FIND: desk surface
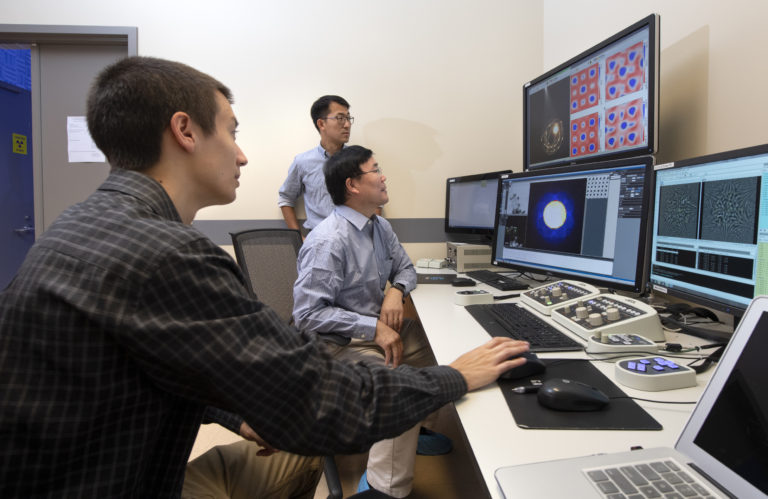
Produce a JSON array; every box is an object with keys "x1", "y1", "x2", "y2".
[{"x1": 411, "y1": 273, "x2": 714, "y2": 499}]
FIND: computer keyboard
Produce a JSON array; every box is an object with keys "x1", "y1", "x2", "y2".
[
  {"x1": 464, "y1": 270, "x2": 528, "y2": 291},
  {"x1": 465, "y1": 303, "x2": 583, "y2": 352},
  {"x1": 584, "y1": 459, "x2": 719, "y2": 498}
]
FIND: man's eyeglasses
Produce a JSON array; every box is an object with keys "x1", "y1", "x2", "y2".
[
  {"x1": 323, "y1": 114, "x2": 354, "y2": 125},
  {"x1": 356, "y1": 166, "x2": 383, "y2": 177}
]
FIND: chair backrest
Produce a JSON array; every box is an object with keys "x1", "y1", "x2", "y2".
[{"x1": 230, "y1": 229, "x2": 302, "y2": 324}]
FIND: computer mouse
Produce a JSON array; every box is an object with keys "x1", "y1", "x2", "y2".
[
  {"x1": 451, "y1": 277, "x2": 476, "y2": 287},
  {"x1": 537, "y1": 378, "x2": 609, "y2": 411},
  {"x1": 499, "y1": 351, "x2": 546, "y2": 380}
]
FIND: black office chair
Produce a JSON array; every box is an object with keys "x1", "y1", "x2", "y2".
[{"x1": 230, "y1": 228, "x2": 344, "y2": 499}]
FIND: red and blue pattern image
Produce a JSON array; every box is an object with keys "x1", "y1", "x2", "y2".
[
  {"x1": 570, "y1": 63, "x2": 599, "y2": 113},
  {"x1": 570, "y1": 112, "x2": 599, "y2": 157},
  {"x1": 606, "y1": 42, "x2": 645, "y2": 101},
  {"x1": 605, "y1": 98, "x2": 644, "y2": 150}
]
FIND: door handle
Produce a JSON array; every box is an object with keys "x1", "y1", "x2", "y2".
[{"x1": 13, "y1": 225, "x2": 35, "y2": 235}]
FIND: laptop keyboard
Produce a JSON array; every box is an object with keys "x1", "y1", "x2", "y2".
[
  {"x1": 464, "y1": 270, "x2": 528, "y2": 291},
  {"x1": 464, "y1": 303, "x2": 582, "y2": 352},
  {"x1": 584, "y1": 459, "x2": 718, "y2": 498}
]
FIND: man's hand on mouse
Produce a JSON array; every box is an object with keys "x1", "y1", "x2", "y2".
[{"x1": 449, "y1": 338, "x2": 530, "y2": 391}]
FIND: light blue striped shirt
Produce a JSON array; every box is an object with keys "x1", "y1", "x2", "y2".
[
  {"x1": 293, "y1": 205, "x2": 416, "y2": 341},
  {"x1": 278, "y1": 144, "x2": 336, "y2": 229}
]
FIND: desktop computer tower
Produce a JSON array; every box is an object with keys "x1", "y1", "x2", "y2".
[{"x1": 446, "y1": 242, "x2": 492, "y2": 272}]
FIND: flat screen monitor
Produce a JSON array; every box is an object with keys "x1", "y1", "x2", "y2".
[
  {"x1": 445, "y1": 170, "x2": 510, "y2": 242},
  {"x1": 523, "y1": 14, "x2": 660, "y2": 171},
  {"x1": 492, "y1": 156, "x2": 654, "y2": 293},
  {"x1": 649, "y1": 143, "x2": 768, "y2": 317}
]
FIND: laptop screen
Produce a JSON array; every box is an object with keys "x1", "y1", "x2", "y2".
[{"x1": 676, "y1": 297, "x2": 768, "y2": 497}]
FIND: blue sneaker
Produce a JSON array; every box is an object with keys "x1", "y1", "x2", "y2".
[
  {"x1": 417, "y1": 427, "x2": 453, "y2": 455},
  {"x1": 357, "y1": 470, "x2": 370, "y2": 493}
]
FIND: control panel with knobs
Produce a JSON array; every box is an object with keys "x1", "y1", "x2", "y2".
[
  {"x1": 550, "y1": 294, "x2": 665, "y2": 342},
  {"x1": 520, "y1": 280, "x2": 600, "y2": 315}
]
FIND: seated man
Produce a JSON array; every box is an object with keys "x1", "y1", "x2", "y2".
[
  {"x1": 293, "y1": 145, "x2": 451, "y2": 497},
  {"x1": 0, "y1": 56, "x2": 530, "y2": 497}
]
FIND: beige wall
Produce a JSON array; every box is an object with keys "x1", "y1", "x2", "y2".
[
  {"x1": 542, "y1": 0, "x2": 768, "y2": 164},
  {"x1": 0, "y1": 0, "x2": 542, "y2": 262},
  {"x1": 3, "y1": 1, "x2": 767, "y2": 262}
]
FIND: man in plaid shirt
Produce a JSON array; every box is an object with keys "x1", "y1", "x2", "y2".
[{"x1": 0, "y1": 56, "x2": 529, "y2": 498}]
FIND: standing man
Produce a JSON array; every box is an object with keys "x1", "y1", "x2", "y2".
[
  {"x1": 293, "y1": 146, "x2": 463, "y2": 498},
  {"x1": 0, "y1": 57, "x2": 530, "y2": 497},
  {"x1": 278, "y1": 95, "x2": 352, "y2": 233}
]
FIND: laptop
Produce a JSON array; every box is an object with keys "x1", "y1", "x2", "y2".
[{"x1": 495, "y1": 295, "x2": 768, "y2": 498}]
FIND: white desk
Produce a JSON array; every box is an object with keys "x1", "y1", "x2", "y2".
[{"x1": 410, "y1": 275, "x2": 714, "y2": 499}]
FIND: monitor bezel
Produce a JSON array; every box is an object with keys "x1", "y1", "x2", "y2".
[
  {"x1": 648, "y1": 142, "x2": 768, "y2": 318},
  {"x1": 445, "y1": 170, "x2": 511, "y2": 237},
  {"x1": 491, "y1": 156, "x2": 655, "y2": 293},
  {"x1": 523, "y1": 13, "x2": 660, "y2": 171}
]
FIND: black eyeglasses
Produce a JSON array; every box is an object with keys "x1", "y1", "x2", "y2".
[
  {"x1": 323, "y1": 114, "x2": 354, "y2": 124},
  {"x1": 356, "y1": 167, "x2": 383, "y2": 177}
]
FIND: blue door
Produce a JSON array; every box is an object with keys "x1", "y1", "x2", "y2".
[{"x1": 0, "y1": 48, "x2": 34, "y2": 289}]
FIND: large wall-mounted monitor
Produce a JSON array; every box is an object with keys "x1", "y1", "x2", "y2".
[
  {"x1": 492, "y1": 156, "x2": 654, "y2": 293},
  {"x1": 523, "y1": 14, "x2": 660, "y2": 171},
  {"x1": 445, "y1": 170, "x2": 510, "y2": 242},
  {"x1": 649, "y1": 144, "x2": 768, "y2": 317}
]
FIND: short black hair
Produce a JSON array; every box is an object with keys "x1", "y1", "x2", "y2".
[
  {"x1": 324, "y1": 145, "x2": 373, "y2": 205},
  {"x1": 86, "y1": 56, "x2": 232, "y2": 171},
  {"x1": 310, "y1": 95, "x2": 350, "y2": 132}
]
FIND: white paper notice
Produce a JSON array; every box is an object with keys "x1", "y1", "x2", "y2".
[{"x1": 67, "y1": 116, "x2": 106, "y2": 163}]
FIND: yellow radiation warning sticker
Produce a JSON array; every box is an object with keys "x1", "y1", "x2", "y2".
[{"x1": 13, "y1": 133, "x2": 28, "y2": 155}]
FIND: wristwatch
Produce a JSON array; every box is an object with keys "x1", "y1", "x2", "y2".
[{"x1": 392, "y1": 282, "x2": 408, "y2": 300}]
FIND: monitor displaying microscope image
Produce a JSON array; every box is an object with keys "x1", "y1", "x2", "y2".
[
  {"x1": 649, "y1": 143, "x2": 768, "y2": 316},
  {"x1": 523, "y1": 14, "x2": 660, "y2": 171},
  {"x1": 492, "y1": 156, "x2": 654, "y2": 293}
]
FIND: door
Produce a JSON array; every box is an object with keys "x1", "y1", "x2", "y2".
[
  {"x1": 0, "y1": 49, "x2": 34, "y2": 289},
  {"x1": 0, "y1": 26, "x2": 136, "y2": 286},
  {"x1": 37, "y1": 43, "x2": 126, "y2": 230}
]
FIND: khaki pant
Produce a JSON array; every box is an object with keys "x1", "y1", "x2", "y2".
[
  {"x1": 183, "y1": 440, "x2": 323, "y2": 499},
  {"x1": 323, "y1": 319, "x2": 436, "y2": 498}
]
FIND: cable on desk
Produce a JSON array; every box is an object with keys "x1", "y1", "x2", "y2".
[
  {"x1": 659, "y1": 315, "x2": 732, "y2": 342},
  {"x1": 610, "y1": 396, "x2": 698, "y2": 405}
]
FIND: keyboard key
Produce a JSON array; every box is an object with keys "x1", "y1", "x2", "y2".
[
  {"x1": 665, "y1": 460, "x2": 681, "y2": 471},
  {"x1": 692, "y1": 483, "x2": 711, "y2": 495},
  {"x1": 635, "y1": 463, "x2": 661, "y2": 481},
  {"x1": 678, "y1": 471, "x2": 695, "y2": 483},
  {"x1": 620, "y1": 466, "x2": 648, "y2": 486},
  {"x1": 650, "y1": 461, "x2": 671, "y2": 473},
  {"x1": 675, "y1": 483, "x2": 698, "y2": 497},
  {"x1": 606, "y1": 468, "x2": 638, "y2": 494},
  {"x1": 587, "y1": 470, "x2": 609, "y2": 482},
  {"x1": 596, "y1": 481, "x2": 620, "y2": 494},
  {"x1": 638, "y1": 485, "x2": 661, "y2": 497},
  {"x1": 662, "y1": 472, "x2": 684, "y2": 485},
  {"x1": 654, "y1": 480, "x2": 674, "y2": 493}
]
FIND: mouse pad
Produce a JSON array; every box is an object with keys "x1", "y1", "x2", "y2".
[
  {"x1": 499, "y1": 358, "x2": 662, "y2": 430},
  {"x1": 416, "y1": 274, "x2": 456, "y2": 285}
]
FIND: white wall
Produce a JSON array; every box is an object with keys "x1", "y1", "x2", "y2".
[
  {"x1": 0, "y1": 0, "x2": 543, "y2": 261},
  {"x1": 0, "y1": 0, "x2": 542, "y2": 217},
  {"x1": 542, "y1": 0, "x2": 768, "y2": 163}
]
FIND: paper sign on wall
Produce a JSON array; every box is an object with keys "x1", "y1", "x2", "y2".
[{"x1": 67, "y1": 116, "x2": 106, "y2": 163}]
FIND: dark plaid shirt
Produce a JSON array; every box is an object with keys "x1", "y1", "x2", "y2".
[{"x1": 0, "y1": 169, "x2": 466, "y2": 498}]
